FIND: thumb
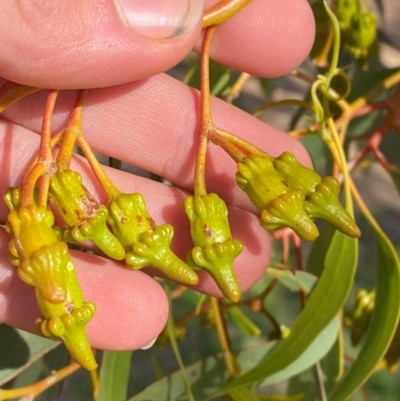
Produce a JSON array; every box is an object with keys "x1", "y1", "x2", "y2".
[{"x1": 0, "y1": 0, "x2": 203, "y2": 89}]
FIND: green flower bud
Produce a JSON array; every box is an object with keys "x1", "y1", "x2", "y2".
[
  {"x1": 345, "y1": 289, "x2": 375, "y2": 346},
  {"x1": 184, "y1": 193, "x2": 243, "y2": 302},
  {"x1": 126, "y1": 224, "x2": 199, "y2": 285},
  {"x1": 303, "y1": 177, "x2": 361, "y2": 238},
  {"x1": 4, "y1": 186, "x2": 23, "y2": 212},
  {"x1": 64, "y1": 205, "x2": 126, "y2": 260},
  {"x1": 5, "y1": 203, "x2": 97, "y2": 371},
  {"x1": 155, "y1": 322, "x2": 187, "y2": 347},
  {"x1": 6, "y1": 205, "x2": 57, "y2": 260},
  {"x1": 236, "y1": 155, "x2": 288, "y2": 211},
  {"x1": 188, "y1": 240, "x2": 243, "y2": 303},
  {"x1": 346, "y1": 10, "x2": 377, "y2": 59},
  {"x1": 107, "y1": 193, "x2": 155, "y2": 249},
  {"x1": 49, "y1": 169, "x2": 125, "y2": 260},
  {"x1": 336, "y1": 0, "x2": 358, "y2": 30},
  {"x1": 49, "y1": 169, "x2": 97, "y2": 225},
  {"x1": 36, "y1": 301, "x2": 97, "y2": 371},
  {"x1": 273, "y1": 152, "x2": 322, "y2": 195},
  {"x1": 184, "y1": 193, "x2": 232, "y2": 247},
  {"x1": 261, "y1": 189, "x2": 319, "y2": 241},
  {"x1": 19, "y1": 241, "x2": 71, "y2": 304},
  {"x1": 107, "y1": 192, "x2": 198, "y2": 285}
]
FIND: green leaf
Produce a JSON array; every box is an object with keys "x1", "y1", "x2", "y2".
[
  {"x1": 259, "y1": 317, "x2": 338, "y2": 388},
  {"x1": 185, "y1": 59, "x2": 232, "y2": 97},
  {"x1": 228, "y1": 306, "x2": 261, "y2": 337},
  {"x1": 305, "y1": 224, "x2": 335, "y2": 277},
  {"x1": 211, "y1": 231, "x2": 358, "y2": 397},
  {"x1": 129, "y1": 314, "x2": 338, "y2": 401},
  {"x1": 267, "y1": 268, "x2": 317, "y2": 294},
  {"x1": 129, "y1": 342, "x2": 275, "y2": 401},
  {"x1": 387, "y1": 164, "x2": 400, "y2": 196},
  {"x1": 97, "y1": 351, "x2": 132, "y2": 401},
  {"x1": 0, "y1": 325, "x2": 60, "y2": 386},
  {"x1": 227, "y1": 386, "x2": 263, "y2": 401},
  {"x1": 329, "y1": 229, "x2": 400, "y2": 401}
]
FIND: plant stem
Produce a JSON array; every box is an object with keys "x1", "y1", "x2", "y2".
[
  {"x1": 210, "y1": 133, "x2": 246, "y2": 162},
  {"x1": 253, "y1": 99, "x2": 315, "y2": 118},
  {"x1": 225, "y1": 72, "x2": 250, "y2": 103},
  {"x1": 77, "y1": 135, "x2": 121, "y2": 200},
  {"x1": 322, "y1": 1, "x2": 341, "y2": 84},
  {"x1": 327, "y1": 117, "x2": 354, "y2": 215},
  {"x1": 56, "y1": 90, "x2": 88, "y2": 171},
  {"x1": 0, "y1": 81, "x2": 40, "y2": 112},
  {"x1": 165, "y1": 285, "x2": 196, "y2": 401},
  {"x1": 194, "y1": 25, "x2": 216, "y2": 196},
  {"x1": 314, "y1": 362, "x2": 328, "y2": 401},
  {"x1": 0, "y1": 362, "x2": 80, "y2": 400},
  {"x1": 203, "y1": 0, "x2": 253, "y2": 27},
  {"x1": 211, "y1": 297, "x2": 240, "y2": 377},
  {"x1": 214, "y1": 127, "x2": 265, "y2": 157},
  {"x1": 22, "y1": 90, "x2": 59, "y2": 207},
  {"x1": 54, "y1": 89, "x2": 121, "y2": 200}
]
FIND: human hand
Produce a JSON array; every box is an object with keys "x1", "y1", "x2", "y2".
[{"x1": 0, "y1": 0, "x2": 315, "y2": 351}]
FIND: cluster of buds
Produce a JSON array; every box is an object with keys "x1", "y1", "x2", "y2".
[
  {"x1": 335, "y1": 0, "x2": 378, "y2": 61},
  {"x1": 345, "y1": 289, "x2": 400, "y2": 371},
  {"x1": 4, "y1": 188, "x2": 97, "y2": 371},
  {"x1": 236, "y1": 151, "x2": 361, "y2": 241},
  {"x1": 344, "y1": 289, "x2": 375, "y2": 347}
]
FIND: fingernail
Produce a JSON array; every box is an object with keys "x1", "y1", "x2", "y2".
[
  {"x1": 140, "y1": 336, "x2": 158, "y2": 350},
  {"x1": 115, "y1": 0, "x2": 204, "y2": 39}
]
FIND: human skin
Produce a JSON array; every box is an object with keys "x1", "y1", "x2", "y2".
[{"x1": 0, "y1": 0, "x2": 315, "y2": 350}]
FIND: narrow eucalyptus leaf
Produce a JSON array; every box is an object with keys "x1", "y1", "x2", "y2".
[
  {"x1": 129, "y1": 342, "x2": 277, "y2": 401},
  {"x1": 227, "y1": 386, "x2": 263, "y2": 401},
  {"x1": 130, "y1": 315, "x2": 339, "y2": 401},
  {"x1": 329, "y1": 230, "x2": 400, "y2": 401},
  {"x1": 210, "y1": 231, "x2": 357, "y2": 397},
  {"x1": 0, "y1": 325, "x2": 59, "y2": 386},
  {"x1": 228, "y1": 306, "x2": 261, "y2": 337},
  {"x1": 97, "y1": 351, "x2": 132, "y2": 401}
]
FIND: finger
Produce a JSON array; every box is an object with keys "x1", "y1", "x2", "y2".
[
  {"x1": 0, "y1": 0, "x2": 314, "y2": 89},
  {"x1": 0, "y1": 0, "x2": 203, "y2": 89},
  {"x1": 201, "y1": 0, "x2": 315, "y2": 77},
  {"x1": 1, "y1": 74, "x2": 312, "y2": 212}
]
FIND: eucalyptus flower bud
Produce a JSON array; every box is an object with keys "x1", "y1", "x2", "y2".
[
  {"x1": 49, "y1": 169, "x2": 125, "y2": 260},
  {"x1": 108, "y1": 192, "x2": 198, "y2": 285},
  {"x1": 185, "y1": 193, "x2": 243, "y2": 302}
]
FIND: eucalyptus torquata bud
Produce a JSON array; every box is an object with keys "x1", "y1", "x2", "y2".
[
  {"x1": 236, "y1": 153, "x2": 318, "y2": 240},
  {"x1": 107, "y1": 192, "x2": 199, "y2": 285},
  {"x1": 335, "y1": 0, "x2": 358, "y2": 30},
  {"x1": 273, "y1": 152, "x2": 322, "y2": 195},
  {"x1": 5, "y1": 203, "x2": 97, "y2": 371},
  {"x1": 304, "y1": 177, "x2": 361, "y2": 238},
  {"x1": 48, "y1": 169, "x2": 126, "y2": 260},
  {"x1": 184, "y1": 193, "x2": 243, "y2": 303},
  {"x1": 4, "y1": 186, "x2": 24, "y2": 212},
  {"x1": 6, "y1": 205, "x2": 66, "y2": 302},
  {"x1": 345, "y1": 289, "x2": 375, "y2": 347},
  {"x1": 236, "y1": 154, "x2": 288, "y2": 211},
  {"x1": 346, "y1": 10, "x2": 377, "y2": 59},
  {"x1": 261, "y1": 189, "x2": 319, "y2": 241},
  {"x1": 36, "y1": 300, "x2": 97, "y2": 371},
  {"x1": 235, "y1": 151, "x2": 360, "y2": 240}
]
